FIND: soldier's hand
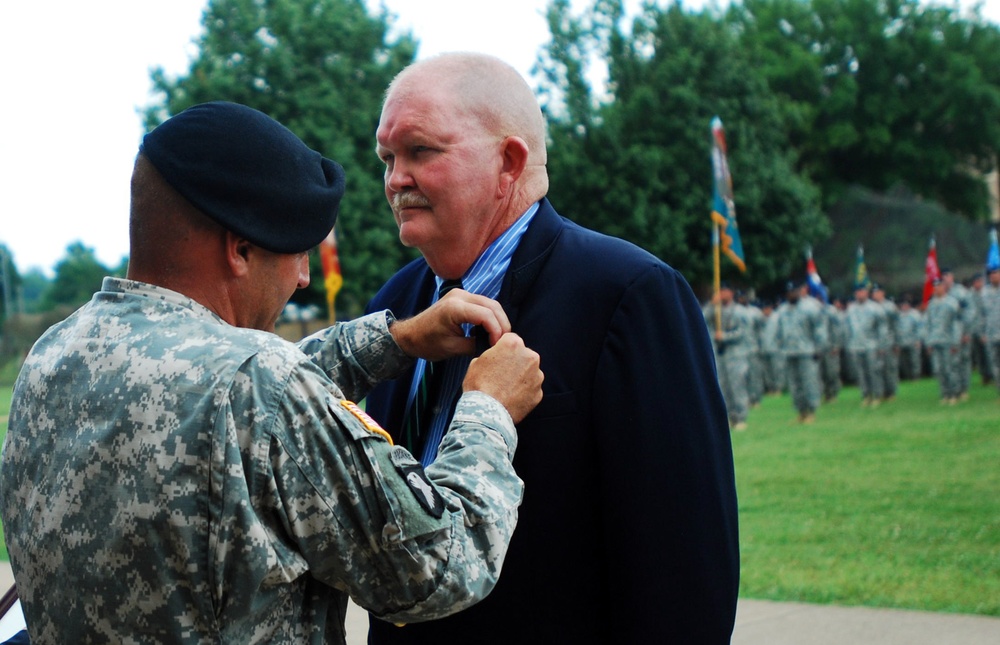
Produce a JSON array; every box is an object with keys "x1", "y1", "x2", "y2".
[
  {"x1": 464, "y1": 333, "x2": 543, "y2": 424},
  {"x1": 390, "y1": 290, "x2": 511, "y2": 361}
]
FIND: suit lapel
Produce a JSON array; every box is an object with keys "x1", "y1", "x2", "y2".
[{"x1": 497, "y1": 198, "x2": 564, "y2": 324}]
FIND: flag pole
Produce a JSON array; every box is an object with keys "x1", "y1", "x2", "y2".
[{"x1": 713, "y1": 223, "x2": 722, "y2": 334}]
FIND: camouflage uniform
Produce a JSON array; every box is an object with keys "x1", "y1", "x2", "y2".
[
  {"x1": 761, "y1": 306, "x2": 786, "y2": 394},
  {"x1": 877, "y1": 297, "x2": 901, "y2": 398},
  {"x1": 948, "y1": 281, "x2": 973, "y2": 395},
  {"x1": 897, "y1": 307, "x2": 924, "y2": 380},
  {"x1": 845, "y1": 299, "x2": 887, "y2": 404},
  {"x1": 923, "y1": 292, "x2": 963, "y2": 401},
  {"x1": 983, "y1": 281, "x2": 1000, "y2": 395},
  {"x1": 774, "y1": 296, "x2": 827, "y2": 418},
  {"x1": 820, "y1": 303, "x2": 844, "y2": 401},
  {"x1": 744, "y1": 302, "x2": 767, "y2": 407},
  {"x1": 1, "y1": 277, "x2": 523, "y2": 644},
  {"x1": 704, "y1": 301, "x2": 751, "y2": 427},
  {"x1": 970, "y1": 283, "x2": 993, "y2": 383}
]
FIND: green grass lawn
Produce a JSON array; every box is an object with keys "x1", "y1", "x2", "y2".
[
  {"x1": 735, "y1": 377, "x2": 1000, "y2": 616},
  {"x1": 1, "y1": 375, "x2": 998, "y2": 615}
]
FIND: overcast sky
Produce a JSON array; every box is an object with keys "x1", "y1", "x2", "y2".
[{"x1": 0, "y1": 0, "x2": 995, "y2": 277}]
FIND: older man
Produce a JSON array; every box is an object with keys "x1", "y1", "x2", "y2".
[{"x1": 365, "y1": 53, "x2": 739, "y2": 644}]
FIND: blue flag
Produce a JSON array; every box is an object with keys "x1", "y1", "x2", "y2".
[
  {"x1": 988, "y1": 228, "x2": 999, "y2": 272},
  {"x1": 710, "y1": 117, "x2": 746, "y2": 272}
]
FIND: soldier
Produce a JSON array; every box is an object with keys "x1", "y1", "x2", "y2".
[
  {"x1": 739, "y1": 292, "x2": 767, "y2": 407},
  {"x1": 872, "y1": 284, "x2": 900, "y2": 401},
  {"x1": 704, "y1": 283, "x2": 752, "y2": 430},
  {"x1": 969, "y1": 273, "x2": 993, "y2": 385},
  {"x1": 774, "y1": 281, "x2": 827, "y2": 423},
  {"x1": 983, "y1": 266, "x2": 1000, "y2": 396},
  {"x1": 761, "y1": 300, "x2": 786, "y2": 395},
  {"x1": 924, "y1": 277, "x2": 963, "y2": 403},
  {"x1": 941, "y1": 268, "x2": 973, "y2": 399},
  {"x1": 820, "y1": 297, "x2": 845, "y2": 402},
  {"x1": 897, "y1": 297, "x2": 924, "y2": 380},
  {"x1": 845, "y1": 283, "x2": 887, "y2": 406},
  {"x1": 0, "y1": 102, "x2": 544, "y2": 643}
]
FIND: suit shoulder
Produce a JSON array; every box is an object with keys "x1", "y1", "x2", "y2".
[{"x1": 555, "y1": 217, "x2": 685, "y2": 286}]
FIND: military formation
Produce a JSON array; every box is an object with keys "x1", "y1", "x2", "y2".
[{"x1": 704, "y1": 265, "x2": 1000, "y2": 429}]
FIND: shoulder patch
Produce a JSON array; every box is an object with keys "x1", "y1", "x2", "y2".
[
  {"x1": 390, "y1": 448, "x2": 445, "y2": 519},
  {"x1": 339, "y1": 400, "x2": 393, "y2": 444}
]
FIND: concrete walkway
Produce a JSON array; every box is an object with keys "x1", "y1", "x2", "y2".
[
  {"x1": 3, "y1": 562, "x2": 999, "y2": 643},
  {"x1": 346, "y1": 596, "x2": 1000, "y2": 644}
]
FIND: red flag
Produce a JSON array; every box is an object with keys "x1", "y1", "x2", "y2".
[
  {"x1": 921, "y1": 235, "x2": 939, "y2": 309},
  {"x1": 319, "y1": 228, "x2": 343, "y2": 322}
]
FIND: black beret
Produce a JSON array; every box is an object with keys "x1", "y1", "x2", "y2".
[{"x1": 140, "y1": 101, "x2": 345, "y2": 254}]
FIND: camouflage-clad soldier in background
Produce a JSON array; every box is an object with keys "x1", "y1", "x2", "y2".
[
  {"x1": 846, "y1": 284, "x2": 887, "y2": 407},
  {"x1": 923, "y1": 277, "x2": 963, "y2": 404},
  {"x1": 897, "y1": 297, "x2": 924, "y2": 380},
  {"x1": 739, "y1": 292, "x2": 767, "y2": 407},
  {"x1": 872, "y1": 285, "x2": 900, "y2": 400},
  {"x1": 969, "y1": 273, "x2": 993, "y2": 385},
  {"x1": 820, "y1": 298, "x2": 845, "y2": 402},
  {"x1": 704, "y1": 284, "x2": 752, "y2": 430},
  {"x1": 983, "y1": 266, "x2": 1000, "y2": 397},
  {"x1": 0, "y1": 103, "x2": 544, "y2": 644},
  {"x1": 761, "y1": 301, "x2": 786, "y2": 395},
  {"x1": 774, "y1": 282, "x2": 827, "y2": 423},
  {"x1": 942, "y1": 268, "x2": 973, "y2": 399}
]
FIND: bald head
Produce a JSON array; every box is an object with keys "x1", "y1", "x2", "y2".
[{"x1": 388, "y1": 53, "x2": 548, "y2": 171}]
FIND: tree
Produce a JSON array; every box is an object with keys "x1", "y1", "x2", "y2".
[
  {"x1": 538, "y1": 0, "x2": 827, "y2": 292},
  {"x1": 143, "y1": 0, "x2": 418, "y2": 319},
  {"x1": 732, "y1": 0, "x2": 1000, "y2": 219},
  {"x1": 40, "y1": 243, "x2": 113, "y2": 311}
]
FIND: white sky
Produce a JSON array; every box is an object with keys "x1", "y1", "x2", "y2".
[{"x1": 0, "y1": 0, "x2": 996, "y2": 277}]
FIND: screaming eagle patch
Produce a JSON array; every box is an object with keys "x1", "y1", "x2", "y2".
[{"x1": 390, "y1": 447, "x2": 445, "y2": 519}]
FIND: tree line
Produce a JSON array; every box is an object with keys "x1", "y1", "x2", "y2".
[{"x1": 3, "y1": 0, "x2": 999, "y2": 329}]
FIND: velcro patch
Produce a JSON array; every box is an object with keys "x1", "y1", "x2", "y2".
[
  {"x1": 390, "y1": 448, "x2": 445, "y2": 519},
  {"x1": 340, "y1": 400, "x2": 393, "y2": 444}
]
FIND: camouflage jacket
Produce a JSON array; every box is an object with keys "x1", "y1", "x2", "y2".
[
  {"x1": 845, "y1": 300, "x2": 886, "y2": 352},
  {"x1": 923, "y1": 294, "x2": 962, "y2": 347},
  {"x1": 983, "y1": 283, "x2": 1000, "y2": 342},
  {"x1": 774, "y1": 298, "x2": 827, "y2": 356},
  {"x1": 1, "y1": 277, "x2": 523, "y2": 644}
]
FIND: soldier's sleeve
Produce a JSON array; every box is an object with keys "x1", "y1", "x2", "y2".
[
  {"x1": 296, "y1": 311, "x2": 411, "y2": 402},
  {"x1": 267, "y1": 362, "x2": 523, "y2": 623}
]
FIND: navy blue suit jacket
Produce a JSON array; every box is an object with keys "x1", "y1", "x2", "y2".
[{"x1": 365, "y1": 199, "x2": 739, "y2": 644}]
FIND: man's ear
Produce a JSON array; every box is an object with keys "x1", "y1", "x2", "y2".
[
  {"x1": 497, "y1": 136, "x2": 529, "y2": 198},
  {"x1": 224, "y1": 231, "x2": 253, "y2": 277}
]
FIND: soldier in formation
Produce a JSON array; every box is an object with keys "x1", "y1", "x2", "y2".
[
  {"x1": 773, "y1": 281, "x2": 827, "y2": 423},
  {"x1": 845, "y1": 283, "x2": 888, "y2": 406},
  {"x1": 969, "y1": 273, "x2": 993, "y2": 385},
  {"x1": 942, "y1": 268, "x2": 973, "y2": 400},
  {"x1": 872, "y1": 284, "x2": 900, "y2": 400},
  {"x1": 924, "y1": 277, "x2": 963, "y2": 403},
  {"x1": 820, "y1": 296, "x2": 845, "y2": 402},
  {"x1": 897, "y1": 297, "x2": 924, "y2": 380},
  {"x1": 704, "y1": 284, "x2": 752, "y2": 430},
  {"x1": 982, "y1": 266, "x2": 1000, "y2": 396}
]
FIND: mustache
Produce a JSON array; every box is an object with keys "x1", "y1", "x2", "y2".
[{"x1": 391, "y1": 192, "x2": 431, "y2": 211}]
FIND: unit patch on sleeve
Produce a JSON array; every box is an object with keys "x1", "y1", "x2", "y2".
[{"x1": 390, "y1": 447, "x2": 445, "y2": 519}]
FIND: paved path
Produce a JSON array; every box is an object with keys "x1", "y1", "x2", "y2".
[{"x1": 3, "y1": 563, "x2": 999, "y2": 643}]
